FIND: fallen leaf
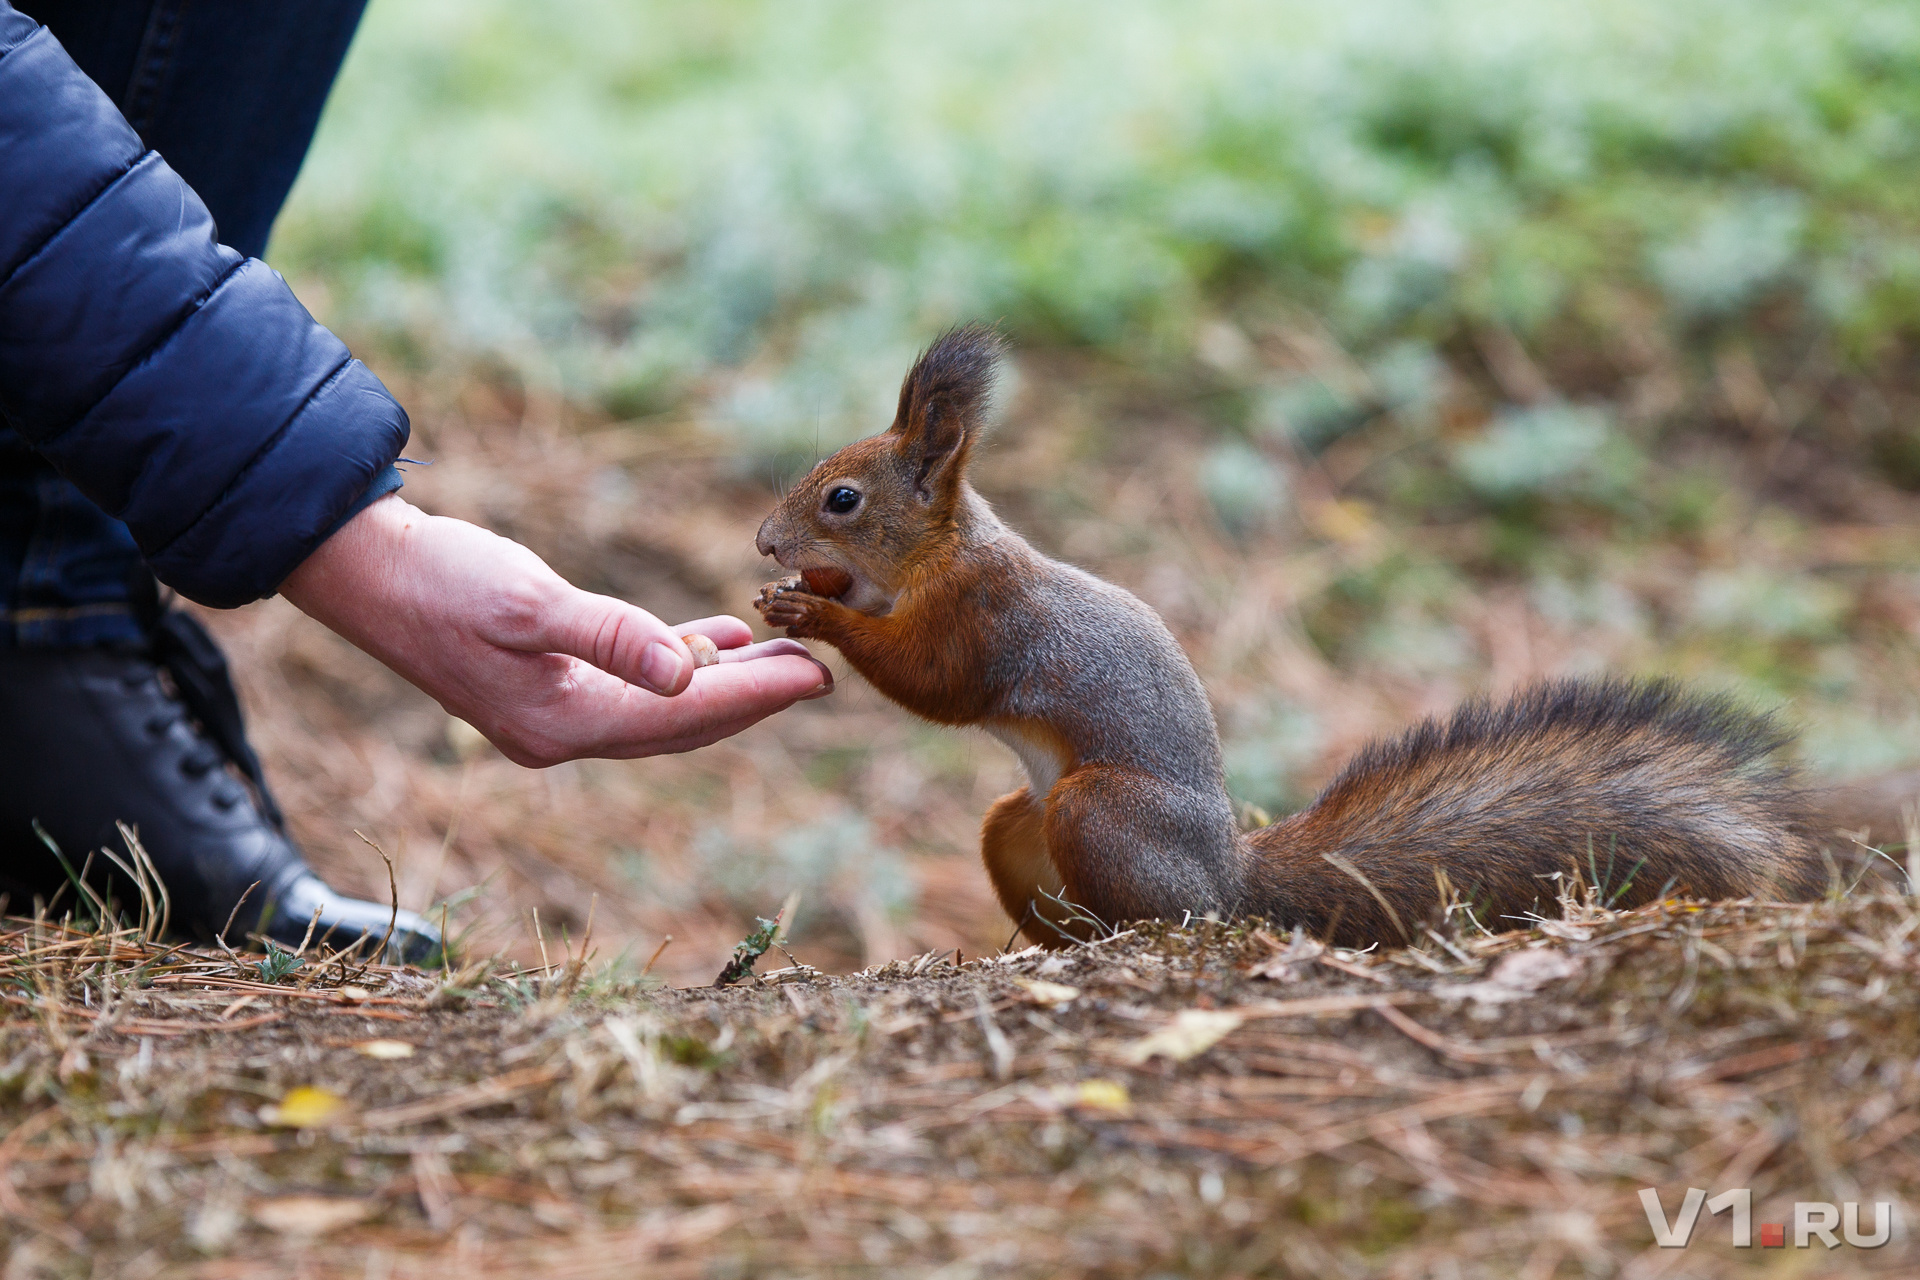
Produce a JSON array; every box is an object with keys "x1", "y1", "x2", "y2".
[
  {"x1": 1452, "y1": 948, "x2": 1581, "y2": 1005},
  {"x1": 1309, "y1": 497, "x2": 1377, "y2": 545},
  {"x1": 259, "y1": 1085, "x2": 347, "y2": 1128},
  {"x1": 1487, "y1": 948, "x2": 1580, "y2": 989},
  {"x1": 1118, "y1": 1009, "x2": 1246, "y2": 1064},
  {"x1": 337, "y1": 986, "x2": 373, "y2": 1001},
  {"x1": 252, "y1": 1196, "x2": 371, "y2": 1235},
  {"x1": 353, "y1": 1039, "x2": 415, "y2": 1060},
  {"x1": 1066, "y1": 1078, "x2": 1132, "y2": 1114},
  {"x1": 1248, "y1": 929, "x2": 1324, "y2": 982},
  {"x1": 1011, "y1": 977, "x2": 1081, "y2": 1006}
]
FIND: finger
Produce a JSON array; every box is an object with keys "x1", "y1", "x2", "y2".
[
  {"x1": 533, "y1": 589, "x2": 694, "y2": 697},
  {"x1": 715, "y1": 638, "x2": 834, "y2": 693},
  {"x1": 712, "y1": 637, "x2": 815, "y2": 663},
  {"x1": 668, "y1": 615, "x2": 754, "y2": 650},
  {"x1": 556, "y1": 653, "x2": 830, "y2": 759}
]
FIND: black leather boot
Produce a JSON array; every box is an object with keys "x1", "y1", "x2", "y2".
[{"x1": 0, "y1": 613, "x2": 441, "y2": 964}]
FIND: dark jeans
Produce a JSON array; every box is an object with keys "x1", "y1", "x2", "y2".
[{"x1": 1, "y1": 0, "x2": 369, "y2": 648}]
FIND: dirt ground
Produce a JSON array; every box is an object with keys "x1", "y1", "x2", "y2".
[{"x1": 4, "y1": 886, "x2": 1918, "y2": 1278}]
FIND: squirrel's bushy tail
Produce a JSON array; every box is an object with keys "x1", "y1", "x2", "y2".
[{"x1": 1246, "y1": 678, "x2": 1824, "y2": 944}]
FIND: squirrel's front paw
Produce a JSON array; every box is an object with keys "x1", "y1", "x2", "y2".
[
  {"x1": 755, "y1": 576, "x2": 829, "y2": 636},
  {"x1": 755, "y1": 574, "x2": 803, "y2": 611}
]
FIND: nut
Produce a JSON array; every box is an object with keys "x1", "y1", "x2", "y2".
[
  {"x1": 801, "y1": 566, "x2": 853, "y2": 599},
  {"x1": 680, "y1": 633, "x2": 720, "y2": 668}
]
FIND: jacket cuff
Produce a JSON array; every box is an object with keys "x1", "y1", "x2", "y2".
[
  {"x1": 141, "y1": 354, "x2": 410, "y2": 608},
  {"x1": 319, "y1": 463, "x2": 405, "y2": 543}
]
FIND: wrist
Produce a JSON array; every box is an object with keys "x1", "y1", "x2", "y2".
[{"x1": 280, "y1": 491, "x2": 415, "y2": 615}]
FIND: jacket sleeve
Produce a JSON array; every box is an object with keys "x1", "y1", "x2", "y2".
[{"x1": 0, "y1": 8, "x2": 408, "y2": 609}]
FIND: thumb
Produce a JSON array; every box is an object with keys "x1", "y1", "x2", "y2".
[{"x1": 528, "y1": 587, "x2": 695, "y2": 696}]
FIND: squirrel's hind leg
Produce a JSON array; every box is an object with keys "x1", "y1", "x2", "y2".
[
  {"x1": 981, "y1": 787, "x2": 1078, "y2": 946},
  {"x1": 1040, "y1": 764, "x2": 1241, "y2": 939}
]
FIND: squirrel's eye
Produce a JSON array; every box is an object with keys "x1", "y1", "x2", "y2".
[{"x1": 825, "y1": 486, "x2": 861, "y2": 515}]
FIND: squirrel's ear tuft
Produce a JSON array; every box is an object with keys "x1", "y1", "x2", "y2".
[{"x1": 890, "y1": 323, "x2": 1004, "y2": 499}]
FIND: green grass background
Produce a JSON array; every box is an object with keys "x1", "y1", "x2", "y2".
[
  {"x1": 274, "y1": 0, "x2": 1920, "y2": 811},
  {"x1": 280, "y1": 0, "x2": 1920, "y2": 445}
]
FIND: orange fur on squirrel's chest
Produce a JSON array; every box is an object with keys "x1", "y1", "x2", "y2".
[{"x1": 824, "y1": 553, "x2": 1009, "y2": 726}]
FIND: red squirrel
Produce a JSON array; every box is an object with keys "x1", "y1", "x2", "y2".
[{"x1": 753, "y1": 325, "x2": 1825, "y2": 947}]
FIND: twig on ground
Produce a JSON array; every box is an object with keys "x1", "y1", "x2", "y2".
[
  {"x1": 351, "y1": 829, "x2": 402, "y2": 979},
  {"x1": 640, "y1": 935, "x2": 674, "y2": 980},
  {"x1": 216, "y1": 881, "x2": 259, "y2": 953}
]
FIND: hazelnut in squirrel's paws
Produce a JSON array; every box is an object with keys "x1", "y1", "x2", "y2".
[
  {"x1": 755, "y1": 575, "x2": 802, "y2": 611},
  {"x1": 751, "y1": 323, "x2": 1826, "y2": 950},
  {"x1": 753, "y1": 568, "x2": 851, "y2": 611},
  {"x1": 753, "y1": 578, "x2": 828, "y2": 633}
]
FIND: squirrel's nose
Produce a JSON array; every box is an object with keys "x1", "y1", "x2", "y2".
[{"x1": 754, "y1": 518, "x2": 780, "y2": 561}]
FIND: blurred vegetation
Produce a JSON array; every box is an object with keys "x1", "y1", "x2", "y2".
[
  {"x1": 282, "y1": 0, "x2": 1920, "y2": 453},
  {"x1": 265, "y1": 0, "x2": 1920, "y2": 940}
]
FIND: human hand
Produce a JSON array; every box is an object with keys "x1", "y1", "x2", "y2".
[{"x1": 280, "y1": 495, "x2": 832, "y2": 766}]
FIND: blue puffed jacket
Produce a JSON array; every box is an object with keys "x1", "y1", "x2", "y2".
[{"x1": 0, "y1": 5, "x2": 406, "y2": 609}]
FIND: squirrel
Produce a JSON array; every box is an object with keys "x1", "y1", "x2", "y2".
[{"x1": 753, "y1": 324, "x2": 1827, "y2": 947}]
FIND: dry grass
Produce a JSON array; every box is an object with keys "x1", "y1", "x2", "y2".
[{"x1": 5, "y1": 880, "x2": 1919, "y2": 1277}]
